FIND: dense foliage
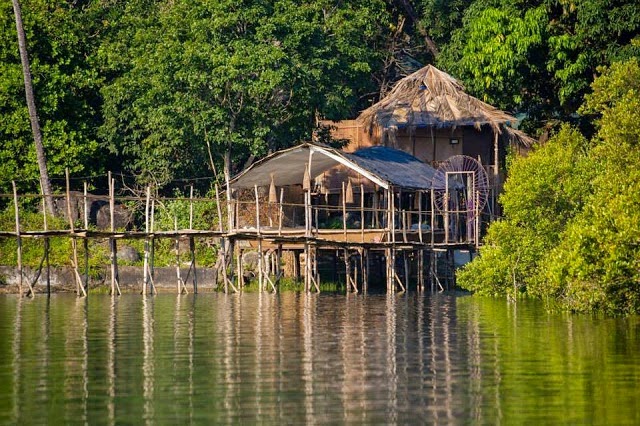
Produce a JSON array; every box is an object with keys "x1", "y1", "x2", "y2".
[
  {"x1": 1, "y1": 0, "x2": 640, "y2": 312},
  {"x1": 458, "y1": 58, "x2": 640, "y2": 315}
]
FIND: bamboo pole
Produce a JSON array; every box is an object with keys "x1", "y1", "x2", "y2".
[
  {"x1": 254, "y1": 185, "x2": 263, "y2": 291},
  {"x1": 215, "y1": 184, "x2": 223, "y2": 233},
  {"x1": 66, "y1": 169, "x2": 86, "y2": 297},
  {"x1": 444, "y1": 173, "x2": 449, "y2": 245},
  {"x1": 342, "y1": 182, "x2": 347, "y2": 241},
  {"x1": 360, "y1": 184, "x2": 364, "y2": 243},
  {"x1": 363, "y1": 248, "x2": 369, "y2": 294},
  {"x1": 278, "y1": 188, "x2": 284, "y2": 236},
  {"x1": 83, "y1": 181, "x2": 89, "y2": 292},
  {"x1": 276, "y1": 244, "x2": 283, "y2": 286},
  {"x1": 109, "y1": 172, "x2": 121, "y2": 296},
  {"x1": 215, "y1": 184, "x2": 230, "y2": 293},
  {"x1": 236, "y1": 246, "x2": 243, "y2": 290},
  {"x1": 430, "y1": 188, "x2": 435, "y2": 247},
  {"x1": 418, "y1": 191, "x2": 423, "y2": 244},
  {"x1": 402, "y1": 210, "x2": 408, "y2": 243},
  {"x1": 12, "y1": 181, "x2": 24, "y2": 296},
  {"x1": 189, "y1": 185, "x2": 194, "y2": 230},
  {"x1": 403, "y1": 251, "x2": 410, "y2": 291},
  {"x1": 189, "y1": 236, "x2": 197, "y2": 294},
  {"x1": 418, "y1": 250, "x2": 424, "y2": 292},
  {"x1": 175, "y1": 216, "x2": 187, "y2": 294},
  {"x1": 42, "y1": 195, "x2": 50, "y2": 295},
  {"x1": 150, "y1": 197, "x2": 155, "y2": 280},
  {"x1": 143, "y1": 186, "x2": 150, "y2": 295}
]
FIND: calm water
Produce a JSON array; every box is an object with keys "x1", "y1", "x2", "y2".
[{"x1": 0, "y1": 292, "x2": 639, "y2": 424}]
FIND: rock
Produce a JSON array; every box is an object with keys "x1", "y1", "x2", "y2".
[
  {"x1": 242, "y1": 251, "x2": 259, "y2": 271},
  {"x1": 117, "y1": 245, "x2": 140, "y2": 263},
  {"x1": 96, "y1": 202, "x2": 132, "y2": 230}
]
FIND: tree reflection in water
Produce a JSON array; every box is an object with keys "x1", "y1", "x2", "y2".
[{"x1": 0, "y1": 293, "x2": 639, "y2": 424}]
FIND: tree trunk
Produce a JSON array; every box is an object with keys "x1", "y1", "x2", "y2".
[{"x1": 12, "y1": 0, "x2": 55, "y2": 216}]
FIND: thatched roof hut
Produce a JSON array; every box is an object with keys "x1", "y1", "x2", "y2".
[{"x1": 357, "y1": 65, "x2": 534, "y2": 147}]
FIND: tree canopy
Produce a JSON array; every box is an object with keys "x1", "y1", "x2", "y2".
[{"x1": 458, "y1": 57, "x2": 640, "y2": 315}]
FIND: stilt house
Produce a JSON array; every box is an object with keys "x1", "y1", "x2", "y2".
[{"x1": 228, "y1": 143, "x2": 482, "y2": 292}]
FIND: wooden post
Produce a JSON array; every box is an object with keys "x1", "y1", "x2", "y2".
[
  {"x1": 143, "y1": 186, "x2": 150, "y2": 295},
  {"x1": 189, "y1": 236, "x2": 197, "y2": 294},
  {"x1": 402, "y1": 210, "x2": 408, "y2": 243},
  {"x1": 215, "y1": 184, "x2": 224, "y2": 233},
  {"x1": 189, "y1": 185, "x2": 194, "y2": 230},
  {"x1": 360, "y1": 184, "x2": 365, "y2": 243},
  {"x1": 255, "y1": 185, "x2": 263, "y2": 291},
  {"x1": 66, "y1": 169, "x2": 86, "y2": 297},
  {"x1": 430, "y1": 188, "x2": 435, "y2": 247},
  {"x1": 418, "y1": 191, "x2": 423, "y2": 244},
  {"x1": 444, "y1": 173, "x2": 449, "y2": 245},
  {"x1": 236, "y1": 246, "x2": 243, "y2": 290},
  {"x1": 83, "y1": 181, "x2": 89, "y2": 292},
  {"x1": 363, "y1": 248, "x2": 369, "y2": 294},
  {"x1": 108, "y1": 172, "x2": 120, "y2": 296},
  {"x1": 42, "y1": 196, "x2": 50, "y2": 295},
  {"x1": 342, "y1": 182, "x2": 347, "y2": 241},
  {"x1": 403, "y1": 251, "x2": 410, "y2": 291},
  {"x1": 175, "y1": 216, "x2": 187, "y2": 294},
  {"x1": 276, "y1": 244, "x2": 283, "y2": 286},
  {"x1": 150, "y1": 197, "x2": 155, "y2": 280},
  {"x1": 12, "y1": 181, "x2": 23, "y2": 296},
  {"x1": 418, "y1": 250, "x2": 424, "y2": 292},
  {"x1": 278, "y1": 188, "x2": 284, "y2": 236},
  {"x1": 303, "y1": 244, "x2": 309, "y2": 292},
  {"x1": 344, "y1": 248, "x2": 350, "y2": 292}
]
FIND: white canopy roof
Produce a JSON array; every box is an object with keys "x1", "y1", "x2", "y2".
[{"x1": 230, "y1": 143, "x2": 437, "y2": 191}]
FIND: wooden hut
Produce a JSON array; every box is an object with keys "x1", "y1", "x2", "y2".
[
  {"x1": 227, "y1": 143, "x2": 479, "y2": 292},
  {"x1": 324, "y1": 65, "x2": 534, "y2": 185}
]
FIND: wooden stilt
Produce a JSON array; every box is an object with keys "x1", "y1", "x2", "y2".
[
  {"x1": 360, "y1": 184, "x2": 365, "y2": 243},
  {"x1": 278, "y1": 188, "x2": 284, "y2": 236},
  {"x1": 109, "y1": 173, "x2": 121, "y2": 296},
  {"x1": 342, "y1": 182, "x2": 347, "y2": 241},
  {"x1": 150, "y1": 198, "x2": 155, "y2": 280},
  {"x1": 191, "y1": 237, "x2": 198, "y2": 293},
  {"x1": 308, "y1": 245, "x2": 319, "y2": 293},
  {"x1": 418, "y1": 191, "x2": 423, "y2": 244},
  {"x1": 344, "y1": 248, "x2": 351, "y2": 292},
  {"x1": 42, "y1": 196, "x2": 50, "y2": 295},
  {"x1": 303, "y1": 244, "x2": 310, "y2": 292},
  {"x1": 430, "y1": 188, "x2": 435, "y2": 246},
  {"x1": 363, "y1": 248, "x2": 369, "y2": 294},
  {"x1": 175, "y1": 216, "x2": 187, "y2": 294},
  {"x1": 66, "y1": 169, "x2": 86, "y2": 297},
  {"x1": 236, "y1": 245, "x2": 243, "y2": 290},
  {"x1": 12, "y1": 181, "x2": 24, "y2": 297},
  {"x1": 143, "y1": 186, "x2": 150, "y2": 296},
  {"x1": 83, "y1": 181, "x2": 89, "y2": 292},
  {"x1": 403, "y1": 250, "x2": 410, "y2": 291},
  {"x1": 418, "y1": 250, "x2": 425, "y2": 292},
  {"x1": 275, "y1": 244, "x2": 283, "y2": 285}
]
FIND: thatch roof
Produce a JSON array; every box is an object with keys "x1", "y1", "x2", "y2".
[
  {"x1": 357, "y1": 65, "x2": 534, "y2": 147},
  {"x1": 230, "y1": 143, "x2": 438, "y2": 191}
]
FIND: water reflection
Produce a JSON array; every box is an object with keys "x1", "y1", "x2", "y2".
[{"x1": 0, "y1": 294, "x2": 639, "y2": 424}]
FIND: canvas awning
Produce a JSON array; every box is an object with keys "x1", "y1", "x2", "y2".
[{"x1": 230, "y1": 143, "x2": 438, "y2": 191}]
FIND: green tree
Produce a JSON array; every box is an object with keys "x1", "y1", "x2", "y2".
[
  {"x1": 98, "y1": 0, "x2": 391, "y2": 189},
  {"x1": 542, "y1": 58, "x2": 640, "y2": 314},
  {"x1": 460, "y1": 57, "x2": 640, "y2": 315},
  {"x1": 0, "y1": 0, "x2": 102, "y2": 196},
  {"x1": 437, "y1": 0, "x2": 640, "y2": 131},
  {"x1": 457, "y1": 125, "x2": 591, "y2": 297}
]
